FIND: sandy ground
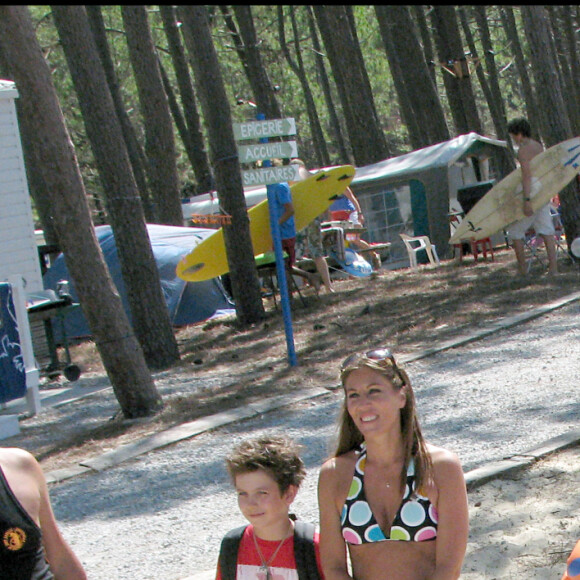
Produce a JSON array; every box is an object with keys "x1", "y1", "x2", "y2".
[
  {"x1": 5, "y1": 251, "x2": 580, "y2": 578},
  {"x1": 7, "y1": 294, "x2": 580, "y2": 579},
  {"x1": 463, "y1": 444, "x2": 580, "y2": 579}
]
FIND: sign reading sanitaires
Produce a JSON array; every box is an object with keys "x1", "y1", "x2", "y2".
[{"x1": 242, "y1": 164, "x2": 300, "y2": 187}]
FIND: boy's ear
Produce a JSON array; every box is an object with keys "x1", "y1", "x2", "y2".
[{"x1": 283, "y1": 484, "x2": 298, "y2": 505}]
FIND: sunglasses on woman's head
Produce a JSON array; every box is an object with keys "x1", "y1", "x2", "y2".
[{"x1": 340, "y1": 348, "x2": 397, "y2": 371}]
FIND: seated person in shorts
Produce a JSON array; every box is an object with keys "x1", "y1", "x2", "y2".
[
  {"x1": 292, "y1": 159, "x2": 334, "y2": 293},
  {"x1": 329, "y1": 187, "x2": 381, "y2": 271}
]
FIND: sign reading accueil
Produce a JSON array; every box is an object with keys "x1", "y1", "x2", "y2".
[{"x1": 237, "y1": 140, "x2": 298, "y2": 164}]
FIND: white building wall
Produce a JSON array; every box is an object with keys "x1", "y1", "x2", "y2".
[{"x1": 0, "y1": 80, "x2": 43, "y2": 293}]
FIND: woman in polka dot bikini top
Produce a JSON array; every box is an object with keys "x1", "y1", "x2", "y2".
[{"x1": 317, "y1": 349, "x2": 469, "y2": 580}]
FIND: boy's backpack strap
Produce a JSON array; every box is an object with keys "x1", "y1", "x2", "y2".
[
  {"x1": 218, "y1": 525, "x2": 247, "y2": 580},
  {"x1": 293, "y1": 520, "x2": 319, "y2": 580}
]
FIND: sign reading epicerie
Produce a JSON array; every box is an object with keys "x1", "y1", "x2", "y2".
[{"x1": 233, "y1": 118, "x2": 296, "y2": 141}]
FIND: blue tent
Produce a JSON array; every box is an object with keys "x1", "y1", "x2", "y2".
[{"x1": 43, "y1": 224, "x2": 235, "y2": 339}]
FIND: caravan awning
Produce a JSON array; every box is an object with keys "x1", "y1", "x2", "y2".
[
  {"x1": 181, "y1": 133, "x2": 508, "y2": 218},
  {"x1": 351, "y1": 132, "x2": 507, "y2": 185}
]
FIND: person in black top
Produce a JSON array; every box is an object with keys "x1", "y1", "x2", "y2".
[{"x1": 0, "y1": 447, "x2": 86, "y2": 579}]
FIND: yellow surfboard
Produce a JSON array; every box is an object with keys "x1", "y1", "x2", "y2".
[
  {"x1": 177, "y1": 165, "x2": 355, "y2": 282},
  {"x1": 449, "y1": 137, "x2": 580, "y2": 243}
]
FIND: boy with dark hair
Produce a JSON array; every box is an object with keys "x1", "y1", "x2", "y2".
[
  {"x1": 216, "y1": 436, "x2": 323, "y2": 579},
  {"x1": 506, "y1": 117, "x2": 532, "y2": 139}
]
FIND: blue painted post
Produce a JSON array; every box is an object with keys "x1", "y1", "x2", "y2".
[{"x1": 258, "y1": 113, "x2": 297, "y2": 366}]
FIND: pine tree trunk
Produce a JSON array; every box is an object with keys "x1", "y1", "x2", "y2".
[
  {"x1": 291, "y1": 7, "x2": 330, "y2": 166},
  {"x1": 431, "y1": 6, "x2": 482, "y2": 135},
  {"x1": 52, "y1": 5, "x2": 180, "y2": 371},
  {"x1": 477, "y1": 9, "x2": 516, "y2": 175},
  {"x1": 546, "y1": 6, "x2": 580, "y2": 135},
  {"x1": 472, "y1": 7, "x2": 509, "y2": 140},
  {"x1": 411, "y1": 6, "x2": 437, "y2": 86},
  {"x1": 277, "y1": 6, "x2": 329, "y2": 167},
  {"x1": 179, "y1": 6, "x2": 265, "y2": 325},
  {"x1": 314, "y1": 5, "x2": 390, "y2": 166},
  {"x1": 520, "y1": 6, "x2": 579, "y2": 247},
  {"x1": 0, "y1": 5, "x2": 162, "y2": 418},
  {"x1": 559, "y1": 7, "x2": 580, "y2": 134},
  {"x1": 121, "y1": 5, "x2": 183, "y2": 226},
  {"x1": 375, "y1": 6, "x2": 423, "y2": 149},
  {"x1": 376, "y1": 5, "x2": 449, "y2": 148},
  {"x1": 159, "y1": 5, "x2": 214, "y2": 193},
  {"x1": 85, "y1": 5, "x2": 156, "y2": 223},
  {"x1": 231, "y1": 5, "x2": 282, "y2": 120},
  {"x1": 458, "y1": 7, "x2": 514, "y2": 176},
  {"x1": 305, "y1": 6, "x2": 351, "y2": 164},
  {"x1": 157, "y1": 57, "x2": 197, "y2": 173},
  {"x1": 499, "y1": 7, "x2": 543, "y2": 142},
  {"x1": 0, "y1": 50, "x2": 60, "y2": 246},
  {"x1": 520, "y1": 7, "x2": 572, "y2": 145}
]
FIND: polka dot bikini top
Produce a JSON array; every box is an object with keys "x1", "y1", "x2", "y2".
[{"x1": 341, "y1": 445, "x2": 438, "y2": 544}]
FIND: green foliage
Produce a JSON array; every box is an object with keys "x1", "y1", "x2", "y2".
[
  {"x1": 352, "y1": 6, "x2": 407, "y2": 152},
  {"x1": 28, "y1": 7, "x2": 101, "y2": 212},
  {"x1": 22, "y1": 4, "x2": 579, "y2": 216}
]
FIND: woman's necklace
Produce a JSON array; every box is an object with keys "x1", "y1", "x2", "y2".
[{"x1": 252, "y1": 520, "x2": 292, "y2": 580}]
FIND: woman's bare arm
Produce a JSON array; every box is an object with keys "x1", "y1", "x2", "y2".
[{"x1": 318, "y1": 458, "x2": 353, "y2": 579}]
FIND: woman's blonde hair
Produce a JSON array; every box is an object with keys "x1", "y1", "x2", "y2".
[{"x1": 335, "y1": 351, "x2": 432, "y2": 492}]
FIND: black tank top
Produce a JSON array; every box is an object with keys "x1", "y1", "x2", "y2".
[{"x1": 0, "y1": 465, "x2": 54, "y2": 579}]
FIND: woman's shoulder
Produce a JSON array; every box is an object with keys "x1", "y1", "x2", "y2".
[
  {"x1": 426, "y1": 442, "x2": 459, "y2": 460},
  {"x1": 0, "y1": 447, "x2": 37, "y2": 470},
  {"x1": 319, "y1": 450, "x2": 359, "y2": 481},
  {"x1": 0, "y1": 448, "x2": 45, "y2": 496},
  {"x1": 425, "y1": 443, "x2": 464, "y2": 482},
  {"x1": 319, "y1": 451, "x2": 359, "y2": 510}
]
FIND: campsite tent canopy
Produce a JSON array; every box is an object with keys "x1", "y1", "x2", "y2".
[
  {"x1": 349, "y1": 132, "x2": 509, "y2": 264},
  {"x1": 43, "y1": 224, "x2": 234, "y2": 339},
  {"x1": 351, "y1": 132, "x2": 507, "y2": 185},
  {"x1": 180, "y1": 133, "x2": 509, "y2": 265}
]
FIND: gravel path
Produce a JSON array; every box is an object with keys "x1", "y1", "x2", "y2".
[{"x1": 45, "y1": 300, "x2": 580, "y2": 579}]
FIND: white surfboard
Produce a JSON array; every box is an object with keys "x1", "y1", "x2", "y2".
[{"x1": 449, "y1": 137, "x2": 580, "y2": 243}]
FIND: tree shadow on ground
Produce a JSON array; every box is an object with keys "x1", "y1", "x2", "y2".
[{"x1": 10, "y1": 249, "x2": 580, "y2": 470}]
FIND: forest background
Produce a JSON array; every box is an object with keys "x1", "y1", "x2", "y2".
[{"x1": 0, "y1": 6, "x2": 579, "y2": 419}]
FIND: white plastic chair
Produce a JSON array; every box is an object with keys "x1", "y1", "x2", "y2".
[{"x1": 400, "y1": 233, "x2": 440, "y2": 271}]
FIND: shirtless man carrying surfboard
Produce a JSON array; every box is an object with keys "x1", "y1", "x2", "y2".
[{"x1": 507, "y1": 118, "x2": 558, "y2": 276}]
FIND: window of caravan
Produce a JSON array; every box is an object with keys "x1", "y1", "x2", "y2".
[{"x1": 358, "y1": 183, "x2": 414, "y2": 265}]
